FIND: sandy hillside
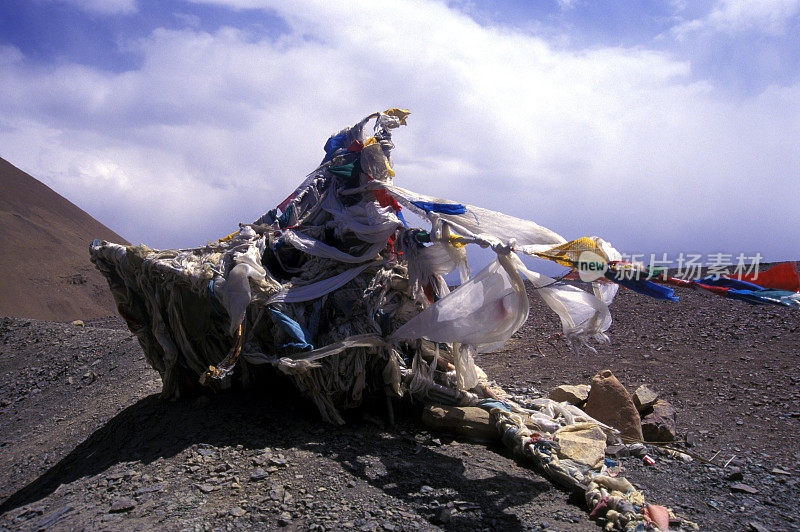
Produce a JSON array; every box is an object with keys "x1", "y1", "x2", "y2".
[{"x1": 0, "y1": 157, "x2": 127, "y2": 321}]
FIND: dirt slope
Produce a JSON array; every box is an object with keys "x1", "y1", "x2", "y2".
[{"x1": 0, "y1": 158, "x2": 128, "y2": 321}]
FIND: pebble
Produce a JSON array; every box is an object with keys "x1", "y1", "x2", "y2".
[
  {"x1": 748, "y1": 522, "x2": 770, "y2": 532},
  {"x1": 250, "y1": 468, "x2": 270, "y2": 481},
  {"x1": 724, "y1": 467, "x2": 744, "y2": 481},
  {"x1": 730, "y1": 483, "x2": 759, "y2": 495},
  {"x1": 196, "y1": 483, "x2": 215, "y2": 494},
  {"x1": 229, "y1": 506, "x2": 247, "y2": 517},
  {"x1": 277, "y1": 511, "x2": 292, "y2": 526},
  {"x1": 109, "y1": 497, "x2": 136, "y2": 513},
  {"x1": 269, "y1": 456, "x2": 288, "y2": 467}
]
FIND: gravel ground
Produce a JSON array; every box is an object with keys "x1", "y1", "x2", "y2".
[{"x1": 1, "y1": 283, "x2": 799, "y2": 531}]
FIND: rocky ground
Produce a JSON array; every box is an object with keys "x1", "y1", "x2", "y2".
[{"x1": 1, "y1": 285, "x2": 799, "y2": 531}]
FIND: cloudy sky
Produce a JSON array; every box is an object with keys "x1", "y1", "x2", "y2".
[{"x1": 1, "y1": 0, "x2": 798, "y2": 266}]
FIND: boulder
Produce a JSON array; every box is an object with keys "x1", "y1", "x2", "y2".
[
  {"x1": 422, "y1": 404, "x2": 498, "y2": 441},
  {"x1": 584, "y1": 370, "x2": 643, "y2": 441},
  {"x1": 641, "y1": 400, "x2": 677, "y2": 442},
  {"x1": 553, "y1": 423, "x2": 607, "y2": 467},
  {"x1": 549, "y1": 384, "x2": 589, "y2": 405},
  {"x1": 632, "y1": 385, "x2": 659, "y2": 414}
]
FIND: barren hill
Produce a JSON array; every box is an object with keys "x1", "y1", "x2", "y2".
[{"x1": 0, "y1": 157, "x2": 127, "y2": 321}]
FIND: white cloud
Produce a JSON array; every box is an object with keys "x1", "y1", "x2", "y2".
[
  {"x1": 1, "y1": 0, "x2": 799, "y2": 260},
  {"x1": 674, "y1": 0, "x2": 800, "y2": 36}
]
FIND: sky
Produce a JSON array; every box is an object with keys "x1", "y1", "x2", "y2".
[{"x1": 1, "y1": 0, "x2": 798, "y2": 269}]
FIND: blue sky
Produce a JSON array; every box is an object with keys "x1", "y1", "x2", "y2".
[{"x1": 1, "y1": 0, "x2": 798, "y2": 266}]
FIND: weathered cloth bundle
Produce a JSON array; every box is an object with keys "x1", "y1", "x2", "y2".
[{"x1": 90, "y1": 109, "x2": 693, "y2": 530}]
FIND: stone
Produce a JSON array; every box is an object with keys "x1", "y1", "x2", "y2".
[
  {"x1": 605, "y1": 444, "x2": 630, "y2": 459},
  {"x1": 109, "y1": 497, "x2": 136, "y2": 513},
  {"x1": 549, "y1": 385, "x2": 589, "y2": 405},
  {"x1": 553, "y1": 424, "x2": 607, "y2": 467},
  {"x1": 724, "y1": 467, "x2": 744, "y2": 481},
  {"x1": 421, "y1": 404, "x2": 498, "y2": 441},
  {"x1": 269, "y1": 456, "x2": 288, "y2": 467},
  {"x1": 196, "y1": 483, "x2": 215, "y2": 494},
  {"x1": 748, "y1": 522, "x2": 771, "y2": 532},
  {"x1": 250, "y1": 468, "x2": 270, "y2": 481},
  {"x1": 584, "y1": 370, "x2": 643, "y2": 441},
  {"x1": 627, "y1": 442, "x2": 647, "y2": 457},
  {"x1": 229, "y1": 507, "x2": 247, "y2": 517},
  {"x1": 71, "y1": 320, "x2": 85, "y2": 327},
  {"x1": 730, "y1": 483, "x2": 759, "y2": 494},
  {"x1": 641, "y1": 400, "x2": 677, "y2": 442},
  {"x1": 632, "y1": 385, "x2": 659, "y2": 413}
]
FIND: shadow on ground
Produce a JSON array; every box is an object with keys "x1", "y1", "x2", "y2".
[{"x1": 0, "y1": 386, "x2": 561, "y2": 530}]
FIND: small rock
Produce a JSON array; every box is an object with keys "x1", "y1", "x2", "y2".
[
  {"x1": 269, "y1": 456, "x2": 288, "y2": 467},
  {"x1": 632, "y1": 385, "x2": 659, "y2": 413},
  {"x1": 748, "y1": 521, "x2": 771, "y2": 532},
  {"x1": 229, "y1": 506, "x2": 247, "y2": 517},
  {"x1": 250, "y1": 468, "x2": 270, "y2": 481},
  {"x1": 771, "y1": 468, "x2": 791, "y2": 476},
  {"x1": 71, "y1": 320, "x2": 85, "y2": 327},
  {"x1": 584, "y1": 370, "x2": 643, "y2": 441},
  {"x1": 685, "y1": 432, "x2": 697, "y2": 447},
  {"x1": 549, "y1": 385, "x2": 589, "y2": 405},
  {"x1": 277, "y1": 511, "x2": 292, "y2": 526},
  {"x1": 730, "y1": 483, "x2": 759, "y2": 495},
  {"x1": 605, "y1": 444, "x2": 630, "y2": 459},
  {"x1": 627, "y1": 443, "x2": 647, "y2": 457},
  {"x1": 109, "y1": 497, "x2": 136, "y2": 513},
  {"x1": 196, "y1": 483, "x2": 215, "y2": 494},
  {"x1": 724, "y1": 467, "x2": 744, "y2": 481},
  {"x1": 269, "y1": 486, "x2": 286, "y2": 501},
  {"x1": 641, "y1": 400, "x2": 677, "y2": 442}
]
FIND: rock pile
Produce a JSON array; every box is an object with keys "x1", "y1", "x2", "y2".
[{"x1": 549, "y1": 370, "x2": 679, "y2": 444}]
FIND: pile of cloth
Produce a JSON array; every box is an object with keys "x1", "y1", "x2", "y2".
[{"x1": 90, "y1": 109, "x2": 697, "y2": 530}]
